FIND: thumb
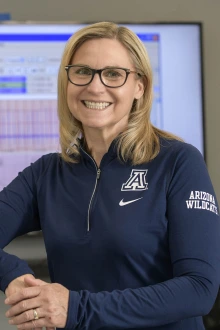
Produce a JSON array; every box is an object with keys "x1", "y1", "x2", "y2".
[{"x1": 24, "y1": 276, "x2": 48, "y2": 287}]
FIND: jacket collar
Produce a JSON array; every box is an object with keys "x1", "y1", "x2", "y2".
[{"x1": 77, "y1": 137, "x2": 119, "y2": 166}]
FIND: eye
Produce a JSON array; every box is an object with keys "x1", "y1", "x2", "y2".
[
  {"x1": 74, "y1": 67, "x2": 92, "y2": 76},
  {"x1": 103, "y1": 68, "x2": 124, "y2": 79}
]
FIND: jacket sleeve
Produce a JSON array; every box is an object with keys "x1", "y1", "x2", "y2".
[
  {"x1": 65, "y1": 144, "x2": 220, "y2": 330},
  {"x1": 0, "y1": 162, "x2": 42, "y2": 292}
]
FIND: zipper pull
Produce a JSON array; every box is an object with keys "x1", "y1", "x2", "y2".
[{"x1": 97, "y1": 169, "x2": 101, "y2": 179}]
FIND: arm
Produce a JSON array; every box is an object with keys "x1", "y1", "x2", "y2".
[
  {"x1": 0, "y1": 161, "x2": 42, "y2": 292},
  {"x1": 64, "y1": 144, "x2": 220, "y2": 329}
]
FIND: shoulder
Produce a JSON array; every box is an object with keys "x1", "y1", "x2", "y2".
[
  {"x1": 30, "y1": 152, "x2": 61, "y2": 171},
  {"x1": 23, "y1": 152, "x2": 64, "y2": 183},
  {"x1": 155, "y1": 138, "x2": 209, "y2": 188},
  {"x1": 158, "y1": 139, "x2": 215, "y2": 195},
  {"x1": 158, "y1": 138, "x2": 204, "y2": 165}
]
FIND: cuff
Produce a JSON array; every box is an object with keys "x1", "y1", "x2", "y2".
[{"x1": 65, "y1": 290, "x2": 81, "y2": 329}]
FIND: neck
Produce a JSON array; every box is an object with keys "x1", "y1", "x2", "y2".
[{"x1": 83, "y1": 129, "x2": 118, "y2": 167}]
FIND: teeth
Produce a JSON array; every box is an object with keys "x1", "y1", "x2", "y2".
[{"x1": 84, "y1": 101, "x2": 110, "y2": 109}]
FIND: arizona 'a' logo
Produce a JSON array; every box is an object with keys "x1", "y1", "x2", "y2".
[{"x1": 121, "y1": 169, "x2": 148, "y2": 191}]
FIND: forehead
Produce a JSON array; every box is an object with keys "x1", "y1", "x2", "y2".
[{"x1": 71, "y1": 38, "x2": 134, "y2": 68}]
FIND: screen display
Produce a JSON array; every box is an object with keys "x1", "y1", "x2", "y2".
[{"x1": 0, "y1": 23, "x2": 204, "y2": 190}]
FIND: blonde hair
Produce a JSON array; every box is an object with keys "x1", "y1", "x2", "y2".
[{"x1": 57, "y1": 21, "x2": 181, "y2": 164}]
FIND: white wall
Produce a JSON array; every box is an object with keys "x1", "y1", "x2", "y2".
[{"x1": 1, "y1": 0, "x2": 220, "y2": 203}]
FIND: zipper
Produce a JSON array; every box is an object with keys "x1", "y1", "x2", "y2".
[
  {"x1": 87, "y1": 168, "x2": 101, "y2": 231},
  {"x1": 80, "y1": 146, "x2": 101, "y2": 232}
]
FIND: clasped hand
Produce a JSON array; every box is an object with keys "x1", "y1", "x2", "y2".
[{"x1": 5, "y1": 276, "x2": 69, "y2": 329}]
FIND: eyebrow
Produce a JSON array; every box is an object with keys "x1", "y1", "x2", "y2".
[{"x1": 70, "y1": 64, "x2": 128, "y2": 69}]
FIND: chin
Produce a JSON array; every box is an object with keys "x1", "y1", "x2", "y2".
[
  {"x1": 82, "y1": 119, "x2": 111, "y2": 129},
  {"x1": 84, "y1": 124, "x2": 109, "y2": 130}
]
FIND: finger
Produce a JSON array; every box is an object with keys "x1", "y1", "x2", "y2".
[
  {"x1": 13, "y1": 318, "x2": 55, "y2": 329},
  {"x1": 6, "y1": 297, "x2": 41, "y2": 318},
  {"x1": 5, "y1": 286, "x2": 41, "y2": 305},
  {"x1": 24, "y1": 276, "x2": 48, "y2": 287},
  {"x1": 8, "y1": 307, "x2": 43, "y2": 326},
  {"x1": 15, "y1": 318, "x2": 46, "y2": 329}
]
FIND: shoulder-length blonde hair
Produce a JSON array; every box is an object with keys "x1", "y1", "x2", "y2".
[{"x1": 57, "y1": 21, "x2": 181, "y2": 165}]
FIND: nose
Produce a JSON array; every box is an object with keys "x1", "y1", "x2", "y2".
[{"x1": 86, "y1": 72, "x2": 106, "y2": 93}]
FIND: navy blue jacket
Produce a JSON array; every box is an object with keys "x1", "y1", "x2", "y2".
[{"x1": 0, "y1": 138, "x2": 220, "y2": 330}]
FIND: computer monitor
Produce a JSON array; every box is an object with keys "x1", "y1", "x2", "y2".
[{"x1": 0, "y1": 22, "x2": 204, "y2": 190}]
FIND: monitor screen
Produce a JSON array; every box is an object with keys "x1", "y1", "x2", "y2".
[{"x1": 0, "y1": 23, "x2": 204, "y2": 190}]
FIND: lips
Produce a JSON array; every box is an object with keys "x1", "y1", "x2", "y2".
[{"x1": 83, "y1": 101, "x2": 111, "y2": 109}]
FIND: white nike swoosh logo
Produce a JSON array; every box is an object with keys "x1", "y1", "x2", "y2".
[{"x1": 119, "y1": 197, "x2": 143, "y2": 206}]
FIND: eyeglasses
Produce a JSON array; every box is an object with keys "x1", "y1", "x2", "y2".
[{"x1": 65, "y1": 65, "x2": 141, "y2": 88}]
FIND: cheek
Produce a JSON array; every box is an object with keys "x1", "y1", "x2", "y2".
[
  {"x1": 67, "y1": 84, "x2": 74, "y2": 99},
  {"x1": 66, "y1": 86, "x2": 72, "y2": 105},
  {"x1": 117, "y1": 88, "x2": 136, "y2": 109},
  {"x1": 66, "y1": 88, "x2": 80, "y2": 113},
  {"x1": 119, "y1": 82, "x2": 138, "y2": 100},
  {"x1": 66, "y1": 90, "x2": 77, "y2": 117}
]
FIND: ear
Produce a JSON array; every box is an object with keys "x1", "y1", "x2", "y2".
[{"x1": 134, "y1": 77, "x2": 145, "y2": 100}]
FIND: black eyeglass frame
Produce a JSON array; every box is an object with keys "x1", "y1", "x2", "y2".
[{"x1": 65, "y1": 65, "x2": 141, "y2": 88}]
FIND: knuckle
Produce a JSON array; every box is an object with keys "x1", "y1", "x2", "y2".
[
  {"x1": 54, "y1": 283, "x2": 61, "y2": 290},
  {"x1": 21, "y1": 299, "x2": 27, "y2": 309},
  {"x1": 21, "y1": 288, "x2": 28, "y2": 298},
  {"x1": 32, "y1": 319, "x2": 38, "y2": 328},
  {"x1": 48, "y1": 315, "x2": 56, "y2": 325},
  {"x1": 24, "y1": 310, "x2": 31, "y2": 321},
  {"x1": 47, "y1": 305, "x2": 56, "y2": 314}
]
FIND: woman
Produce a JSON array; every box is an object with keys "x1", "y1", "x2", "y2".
[{"x1": 2, "y1": 22, "x2": 220, "y2": 330}]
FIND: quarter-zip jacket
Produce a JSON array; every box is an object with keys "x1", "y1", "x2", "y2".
[{"x1": 0, "y1": 138, "x2": 219, "y2": 330}]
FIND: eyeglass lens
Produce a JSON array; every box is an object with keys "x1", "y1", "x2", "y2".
[{"x1": 67, "y1": 66, "x2": 127, "y2": 87}]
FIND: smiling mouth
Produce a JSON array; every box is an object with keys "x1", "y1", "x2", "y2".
[{"x1": 83, "y1": 101, "x2": 111, "y2": 110}]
